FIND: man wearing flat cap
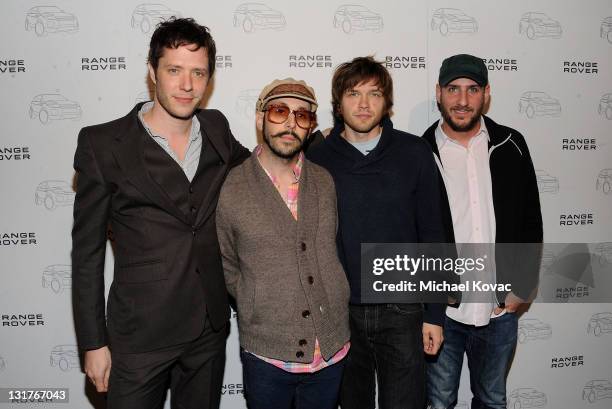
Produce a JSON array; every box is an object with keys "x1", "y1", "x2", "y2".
[
  {"x1": 422, "y1": 54, "x2": 542, "y2": 409},
  {"x1": 216, "y1": 78, "x2": 350, "y2": 409}
]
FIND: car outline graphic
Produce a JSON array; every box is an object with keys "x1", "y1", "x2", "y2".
[
  {"x1": 583, "y1": 379, "x2": 612, "y2": 403},
  {"x1": 596, "y1": 169, "x2": 612, "y2": 195},
  {"x1": 131, "y1": 3, "x2": 180, "y2": 34},
  {"x1": 518, "y1": 91, "x2": 561, "y2": 118},
  {"x1": 333, "y1": 4, "x2": 383, "y2": 34},
  {"x1": 50, "y1": 345, "x2": 79, "y2": 372},
  {"x1": 25, "y1": 6, "x2": 78, "y2": 37},
  {"x1": 235, "y1": 89, "x2": 261, "y2": 119},
  {"x1": 594, "y1": 242, "x2": 612, "y2": 266},
  {"x1": 508, "y1": 388, "x2": 547, "y2": 409},
  {"x1": 601, "y1": 17, "x2": 612, "y2": 44},
  {"x1": 233, "y1": 3, "x2": 286, "y2": 33},
  {"x1": 587, "y1": 312, "x2": 612, "y2": 337},
  {"x1": 29, "y1": 93, "x2": 82, "y2": 125},
  {"x1": 535, "y1": 170, "x2": 559, "y2": 194},
  {"x1": 518, "y1": 318, "x2": 552, "y2": 343},
  {"x1": 539, "y1": 249, "x2": 557, "y2": 275},
  {"x1": 519, "y1": 12, "x2": 562, "y2": 40},
  {"x1": 598, "y1": 93, "x2": 612, "y2": 120},
  {"x1": 42, "y1": 264, "x2": 72, "y2": 294},
  {"x1": 34, "y1": 180, "x2": 75, "y2": 210},
  {"x1": 430, "y1": 8, "x2": 478, "y2": 36}
]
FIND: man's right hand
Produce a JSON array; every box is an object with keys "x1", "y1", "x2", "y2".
[{"x1": 84, "y1": 346, "x2": 111, "y2": 392}]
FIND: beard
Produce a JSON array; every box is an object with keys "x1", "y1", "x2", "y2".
[
  {"x1": 342, "y1": 111, "x2": 384, "y2": 135},
  {"x1": 439, "y1": 101, "x2": 484, "y2": 133},
  {"x1": 263, "y1": 123, "x2": 305, "y2": 159},
  {"x1": 155, "y1": 90, "x2": 200, "y2": 120}
]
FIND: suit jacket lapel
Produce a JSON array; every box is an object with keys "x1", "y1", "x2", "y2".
[
  {"x1": 111, "y1": 105, "x2": 189, "y2": 224},
  {"x1": 142, "y1": 134, "x2": 191, "y2": 216},
  {"x1": 193, "y1": 111, "x2": 231, "y2": 227}
]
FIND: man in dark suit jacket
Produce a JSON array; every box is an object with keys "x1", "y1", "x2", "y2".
[{"x1": 71, "y1": 18, "x2": 249, "y2": 409}]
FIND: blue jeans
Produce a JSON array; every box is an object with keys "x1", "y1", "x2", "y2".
[
  {"x1": 340, "y1": 304, "x2": 425, "y2": 409},
  {"x1": 240, "y1": 350, "x2": 344, "y2": 409},
  {"x1": 426, "y1": 313, "x2": 518, "y2": 409}
]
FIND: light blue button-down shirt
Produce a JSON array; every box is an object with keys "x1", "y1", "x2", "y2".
[{"x1": 138, "y1": 101, "x2": 202, "y2": 182}]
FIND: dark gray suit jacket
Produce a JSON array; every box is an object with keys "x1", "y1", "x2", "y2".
[{"x1": 72, "y1": 103, "x2": 249, "y2": 353}]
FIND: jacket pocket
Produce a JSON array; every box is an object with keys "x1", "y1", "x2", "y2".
[
  {"x1": 116, "y1": 259, "x2": 167, "y2": 283},
  {"x1": 386, "y1": 303, "x2": 423, "y2": 316},
  {"x1": 250, "y1": 280, "x2": 294, "y2": 326}
]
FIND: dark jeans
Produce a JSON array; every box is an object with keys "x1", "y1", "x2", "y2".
[
  {"x1": 240, "y1": 350, "x2": 345, "y2": 409},
  {"x1": 107, "y1": 318, "x2": 227, "y2": 409},
  {"x1": 426, "y1": 313, "x2": 518, "y2": 409},
  {"x1": 340, "y1": 304, "x2": 425, "y2": 409}
]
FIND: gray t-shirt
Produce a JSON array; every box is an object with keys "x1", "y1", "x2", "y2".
[{"x1": 348, "y1": 133, "x2": 381, "y2": 156}]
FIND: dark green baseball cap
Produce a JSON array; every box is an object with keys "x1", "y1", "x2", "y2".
[{"x1": 439, "y1": 54, "x2": 488, "y2": 87}]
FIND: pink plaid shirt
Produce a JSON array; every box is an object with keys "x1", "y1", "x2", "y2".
[
  {"x1": 253, "y1": 145, "x2": 350, "y2": 373},
  {"x1": 256, "y1": 145, "x2": 302, "y2": 219}
]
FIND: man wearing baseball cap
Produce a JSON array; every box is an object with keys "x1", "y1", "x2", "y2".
[
  {"x1": 422, "y1": 54, "x2": 542, "y2": 409},
  {"x1": 216, "y1": 78, "x2": 350, "y2": 409}
]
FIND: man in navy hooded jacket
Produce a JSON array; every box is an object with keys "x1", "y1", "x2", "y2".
[{"x1": 307, "y1": 56, "x2": 445, "y2": 409}]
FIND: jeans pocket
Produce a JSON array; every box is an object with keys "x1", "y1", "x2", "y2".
[{"x1": 387, "y1": 303, "x2": 423, "y2": 316}]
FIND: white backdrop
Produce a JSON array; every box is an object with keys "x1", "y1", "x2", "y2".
[{"x1": 1, "y1": 1, "x2": 611, "y2": 408}]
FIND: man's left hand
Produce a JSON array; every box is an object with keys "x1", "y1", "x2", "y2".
[
  {"x1": 494, "y1": 292, "x2": 525, "y2": 315},
  {"x1": 422, "y1": 323, "x2": 444, "y2": 355}
]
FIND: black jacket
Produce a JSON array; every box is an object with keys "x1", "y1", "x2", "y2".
[
  {"x1": 421, "y1": 116, "x2": 543, "y2": 304},
  {"x1": 72, "y1": 104, "x2": 249, "y2": 353},
  {"x1": 307, "y1": 117, "x2": 446, "y2": 326}
]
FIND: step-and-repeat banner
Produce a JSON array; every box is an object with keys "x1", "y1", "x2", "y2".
[{"x1": 1, "y1": 1, "x2": 611, "y2": 408}]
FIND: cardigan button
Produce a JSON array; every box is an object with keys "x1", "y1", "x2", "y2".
[
  {"x1": 298, "y1": 339, "x2": 307, "y2": 346},
  {"x1": 300, "y1": 242, "x2": 307, "y2": 251},
  {"x1": 302, "y1": 310, "x2": 310, "y2": 318},
  {"x1": 307, "y1": 276, "x2": 314, "y2": 285},
  {"x1": 296, "y1": 351, "x2": 304, "y2": 358}
]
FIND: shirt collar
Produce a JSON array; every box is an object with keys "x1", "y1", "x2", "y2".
[
  {"x1": 255, "y1": 145, "x2": 304, "y2": 184},
  {"x1": 435, "y1": 116, "x2": 489, "y2": 150},
  {"x1": 138, "y1": 101, "x2": 201, "y2": 142}
]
